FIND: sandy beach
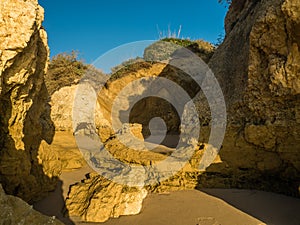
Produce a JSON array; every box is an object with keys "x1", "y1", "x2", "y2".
[{"x1": 34, "y1": 165, "x2": 300, "y2": 225}]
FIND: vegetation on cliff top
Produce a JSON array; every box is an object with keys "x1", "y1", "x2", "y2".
[
  {"x1": 143, "y1": 38, "x2": 215, "y2": 63},
  {"x1": 45, "y1": 51, "x2": 103, "y2": 94},
  {"x1": 46, "y1": 38, "x2": 215, "y2": 93}
]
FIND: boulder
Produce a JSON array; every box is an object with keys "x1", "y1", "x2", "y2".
[
  {"x1": 65, "y1": 173, "x2": 147, "y2": 223},
  {"x1": 0, "y1": 184, "x2": 63, "y2": 225}
]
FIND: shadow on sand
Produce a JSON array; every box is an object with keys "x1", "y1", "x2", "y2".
[{"x1": 202, "y1": 188, "x2": 300, "y2": 225}]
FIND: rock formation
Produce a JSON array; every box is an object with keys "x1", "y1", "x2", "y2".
[
  {"x1": 79, "y1": 0, "x2": 300, "y2": 197},
  {"x1": 198, "y1": 0, "x2": 300, "y2": 196},
  {"x1": 50, "y1": 85, "x2": 105, "y2": 134},
  {"x1": 65, "y1": 120, "x2": 223, "y2": 222},
  {"x1": 38, "y1": 132, "x2": 86, "y2": 172},
  {"x1": 97, "y1": 61, "x2": 205, "y2": 145},
  {"x1": 38, "y1": 2, "x2": 300, "y2": 223},
  {"x1": 50, "y1": 86, "x2": 78, "y2": 131},
  {"x1": 0, "y1": 184, "x2": 63, "y2": 225},
  {"x1": 65, "y1": 173, "x2": 147, "y2": 223},
  {"x1": 0, "y1": 0, "x2": 57, "y2": 202}
]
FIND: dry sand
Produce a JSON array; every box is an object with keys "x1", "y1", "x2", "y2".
[
  {"x1": 33, "y1": 133, "x2": 300, "y2": 225},
  {"x1": 34, "y1": 165, "x2": 300, "y2": 225}
]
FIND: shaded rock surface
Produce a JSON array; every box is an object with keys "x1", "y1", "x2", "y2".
[
  {"x1": 97, "y1": 63, "x2": 185, "y2": 141},
  {"x1": 0, "y1": 0, "x2": 57, "y2": 202},
  {"x1": 95, "y1": 41, "x2": 214, "y2": 144},
  {"x1": 198, "y1": 0, "x2": 300, "y2": 196},
  {"x1": 0, "y1": 184, "x2": 63, "y2": 225}
]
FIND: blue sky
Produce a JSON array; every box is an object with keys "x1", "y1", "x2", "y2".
[{"x1": 39, "y1": 0, "x2": 228, "y2": 63}]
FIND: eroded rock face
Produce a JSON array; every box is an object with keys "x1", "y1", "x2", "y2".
[
  {"x1": 66, "y1": 173, "x2": 148, "y2": 223},
  {"x1": 38, "y1": 132, "x2": 86, "y2": 172},
  {"x1": 50, "y1": 85, "x2": 78, "y2": 131},
  {"x1": 200, "y1": 0, "x2": 300, "y2": 196},
  {"x1": 50, "y1": 84, "x2": 108, "y2": 139},
  {"x1": 97, "y1": 62, "x2": 202, "y2": 145},
  {"x1": 0, "y1": 184, "x2": 63, "y2": 225},
  {"x1": 66, "y1": 123, "x2": 223, "y2": 222},
  {"x1": 0, "y1": 0, "x2": 57, "y2": 202},
  {"x1": 65, "y1": 42, "x2": 222, "y2": 223}
]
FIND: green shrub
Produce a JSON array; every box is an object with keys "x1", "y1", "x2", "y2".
[
  {"x1": 143, "y1": 38, "x2": 215, "y2": 63},
  {"x1": 45, "y1": 51, "x2": 104, "y2": 94}
]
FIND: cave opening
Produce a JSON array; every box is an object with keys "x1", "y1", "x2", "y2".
[{"x1": 128, "y1": 96, "x2": 181, "y2": 148}]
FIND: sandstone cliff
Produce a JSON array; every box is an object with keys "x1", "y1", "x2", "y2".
[
  {"x1": 199, "y1": 0, "x2": 300, "y2": 196},
  {"x1": 86, "y1": 0, "x2": 300, "y2": 196},
  {"x1": 0, "y1": 0, "x2": 57, "y2": 202},
  {"x1": 50, "y1": 85, "x2": 79, "y2": 131},
  {"x1": 43, "y1": 2, "x2": 300, "y2": 223}
]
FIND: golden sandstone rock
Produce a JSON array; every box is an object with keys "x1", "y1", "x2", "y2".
[
  {"x1": 0, "y1": 0, "x2": 57, "y2": 202},
  {"x1": 66, "y1": 173, "x2": 147, "y2": 223},
  {"x1": 2, "y1": 0, "x2": 300, "y2": 224},
  {"x1": 38, "y1": 132, "x2": 86, "y2": 172},
  {"x1": 65, "y1": 123, "x2": 219, "y2": 222},
  {"x1": 64, "y1": 5, "x2": 300, "y2": 218},
  {"x1": 198, "y1": 0, "x2": 300, "y2": 196}
]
